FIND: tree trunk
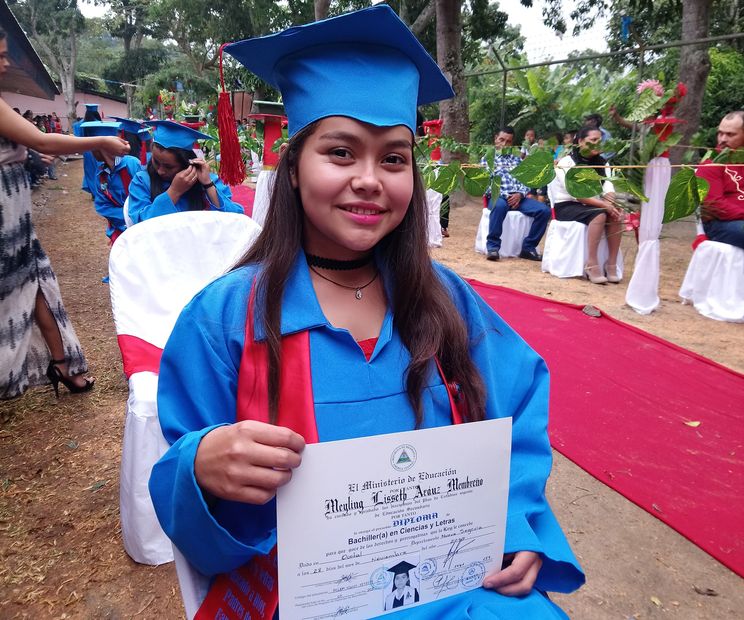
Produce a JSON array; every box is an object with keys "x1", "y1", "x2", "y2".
[
  {"x1": 314, "y1": 0, "x2": 331, "y2": 21},
  {"x1": 671, "y1": 0, "x2": 713, "y2": 164},
  {"x1": 436, "y1": 0, "x2": 468, "y2": 206}
]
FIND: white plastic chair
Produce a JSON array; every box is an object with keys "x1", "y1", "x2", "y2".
[
  {"x1": 108, "y1": 211, "x2": 261, "y2": 586},
  {"x1": 679, "y1": 238, "x2": 744, "y2": 322},
  {"x1": 123, "y1": 196, "x2": 134, "y2": 228},
  {"x1": 474, "y1": 208, "x2": 534, "y2": 257},
  {"x1": 541, "y1": 180, "x2": 623, "y2": 278},
  {"x1": 427, "y1": 189, "x2": 444, "y2": 248},
  {"x1": 251, "y1": 168, "x2": 275, "y2": 227}
]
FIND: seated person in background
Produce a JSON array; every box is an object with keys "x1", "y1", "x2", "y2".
[
  {"x1": 127, "y1": 120, "x2": 244, "y2": 223},
  {"x1": 554, "y1": 130, "x2": 576, "y2": 160},
  {"x1": 486, "y1": 127, "x2": 550, "y2": 262},
  {"x1": 520, "y1": 127, "x2": 536, "y2": 158},
  {"x1": 553, "y1": 126, "x2": 624, "y2": 284},
  {"x1": 695, "y1": 111, "x2": 744, "y2": 250},
  {"x1": 82, "y1": 121, "x2": 143, "y2": 243}
]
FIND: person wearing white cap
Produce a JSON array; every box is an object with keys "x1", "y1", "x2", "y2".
[
  {"x1": 126, "y1": 120, "x2": 244, "y2": 223},
  {"x1": 149, "y1": 7, "x2": 584, "y2": 618}
]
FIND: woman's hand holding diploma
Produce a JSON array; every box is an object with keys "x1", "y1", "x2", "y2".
[
  {"x1": 482, "y1": 551, "x2": 543, "y2": 596},
  {"x1": 195, "y1": 421, "x2": 306, "y2": 504}
]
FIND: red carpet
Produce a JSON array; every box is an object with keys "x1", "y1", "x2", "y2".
[
  {"x1": 469, "y1": 280, "x2": 744, "y2": 577},
  {"x1": 229, "y1": 184, "x2": 256, "y2": 217}
]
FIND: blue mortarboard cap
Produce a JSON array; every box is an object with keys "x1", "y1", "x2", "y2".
[
  {"x1": 108, "y1": 116, "x2": 145, "y2": 134},
  {"x1": 138, "y1": 127, "x2": 153, "y2": 141},
  {"x1": 224, "y1": 5, "x2": 454, "y2": 137},
  {"x1": 79, "y1": 121, "x2": 121, "y2": 137},
  {"x1": 85, "y1": 103, "x2": 99, "y2": 111},
  {"x1": 144, "y1": 120, "x2": 211, "y2": 150}
]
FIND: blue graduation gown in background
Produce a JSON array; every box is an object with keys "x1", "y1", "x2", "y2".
[
  {"x1": 149, "y1": 256, "x2": 585, "y2": 619},
  {"x1": 126, "y1": 169, "x2": 244, "y2": 223},
  {"x1": 72, "y1": 121, "x2": 98, "y2": 195},
  {"x1": 91, "y1": 155, "x2": 143, "y2": 238}
]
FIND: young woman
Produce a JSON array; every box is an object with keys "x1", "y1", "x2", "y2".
[
  {"x1": 126, "y1": 120, "x2": 243, "y2": 223},
  {"x1": 0, "y1": 28, "x2": 130, "y2": 399},
  {"x1": 149, "y1": 6, "x2": 583, "y2": 618},
  {"x1": 553, "y1": 126, "x2": 625, "y2": 284}
]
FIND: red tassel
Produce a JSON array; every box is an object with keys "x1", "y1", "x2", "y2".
[
  {"x1": 139, "y1": 140, "x2": 148, "y2": 165},
  {"x1": 217, "y1": 43, "x2": 246, "y2": 186}
]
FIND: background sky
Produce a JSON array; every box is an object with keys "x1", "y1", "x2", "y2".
[{"x1": 80, "y1": 0, "x2": 610, "y2": 63}]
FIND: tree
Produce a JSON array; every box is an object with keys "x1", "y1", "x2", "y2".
[
  {"x1": 519, "y1": 0, "x2": 741, "y2": 162},
  {"x1": 10, "y1": 0, "x2": 86, "y2": 128}
]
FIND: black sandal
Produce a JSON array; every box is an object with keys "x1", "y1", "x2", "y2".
[{"x1": 46, "y1": 359, "x2": 95, "y2": 398}]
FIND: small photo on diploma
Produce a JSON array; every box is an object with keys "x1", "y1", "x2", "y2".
[{"x1": 379, "y1": 558, "x2": 421, "y2": 611}]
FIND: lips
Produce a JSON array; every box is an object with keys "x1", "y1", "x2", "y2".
[{"x1": 339, "y1": 203, "x2": 385, "y2": 216}]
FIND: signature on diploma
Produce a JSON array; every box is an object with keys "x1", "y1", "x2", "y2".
[
  {"x1": 336, "y1": 572, "x2": 360, "y2": 584},
  {"x1": 443, "y1": 537, "x2": 475, "y2": 570},
  {"x1": 334, "y1": 605, "x2": 352, "y2": 616}
]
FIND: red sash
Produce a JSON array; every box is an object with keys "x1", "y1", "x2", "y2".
[
  {"x1": 98, "y1": 167, "x2": 132, "y2": 208},
  {"x1": 195, "y1": 287, "x2": 463, "y2": 619}
]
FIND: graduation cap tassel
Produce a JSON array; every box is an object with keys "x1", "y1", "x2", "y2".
[{"x1": 217, "y1": 43, "x2": 246, "y2": 186}]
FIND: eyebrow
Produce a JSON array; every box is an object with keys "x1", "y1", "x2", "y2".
[{"x1": 317, "y1": 131, "x2": 412, "y2": 150}]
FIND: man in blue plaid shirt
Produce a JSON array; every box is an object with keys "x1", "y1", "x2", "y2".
[{"x1": 485, "y1": 127, "x2": 550, "y2": 261}]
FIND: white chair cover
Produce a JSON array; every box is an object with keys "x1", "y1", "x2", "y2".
[
  {"x1": 679, "y1": 240, "x2": 744, "y2": 322},
  {"x1": 109, "y1": 211, "x2": 262, "y2": 570},
  {"x1": 252, "y1": 168, "x2": 275, "y2": 227},
  {"x1": 625, "y1": 157, "x2": 671, "y2": 314},
  {"x1": 173, "y1": 546, "x2": 211, "y2": 620},
  {"x1": 426, "y1": 189, "x2": 443, "y2": 248},
  {"x1": 474, "y1": 209, "x2": 534, "y2": 257},
  {"x1": 540, "y1": 220, "x2": 624, "y2": 278},
  {"x1": 123, "y1": 196, "x2": 133, "y2": 228}
]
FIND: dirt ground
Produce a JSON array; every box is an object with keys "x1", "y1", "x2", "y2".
[{"x1": 0, "y1": 160, "x2": 742, "y2": 619}]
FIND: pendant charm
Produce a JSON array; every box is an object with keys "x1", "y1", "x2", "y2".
[{"x1": 355, "y1": 289, "x2": 363, "y2": 300}]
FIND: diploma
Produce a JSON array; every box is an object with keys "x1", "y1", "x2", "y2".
[{"x1": 276, "y1": 418, "x2": 512, "y2": 619}]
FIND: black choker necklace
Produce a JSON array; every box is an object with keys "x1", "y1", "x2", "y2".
[{"x1": 305, "y1": 253, "x2": 374, "y2": 271}]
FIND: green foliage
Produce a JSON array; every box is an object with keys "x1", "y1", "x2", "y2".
[
  {"x1": 663, "y1": 168, "x2": 709, "y2": 223},
  {"x1": 565, "y1": 167, "x2": 603, "y2": 198},
  {"x1": 625, "y1": 88, "x2": 665, "y2": 123},
  {"x1": 510, "y1": 150, "x2": 556, "y2": 187},
  {"x1": 699, "y1": 47, "x2": 744, "y2": 146},
  {"x1": 610, "y1": 172, "x2": 648, "y2": 202}
]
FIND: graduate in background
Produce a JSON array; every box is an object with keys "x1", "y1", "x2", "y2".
[
  {"x1": 81, "y1": 121, "x2": 143, "y2": 244},
  {"x1": 127, "y1": 120, "x2": 243, "y2": 223},
  {"x1": 149, "y1": 6, "x2": 583, "y2": 619},
  {"x1": 73, "y1": 103, "x2": 102, "y2": 196}
]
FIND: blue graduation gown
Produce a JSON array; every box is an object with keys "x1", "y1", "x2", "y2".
[
  {"x1": 149, "y1": 256, "x2": 584, "y2": 619},
  {"x1": 127, "y1": 169, "x2": 244, "y2": 223},
  {"x1": 73, "y1": 121, "x2": 97, "y2": 195},
  {"x1": 90, "y1": 155, "x2": 143, "y2": 237}
]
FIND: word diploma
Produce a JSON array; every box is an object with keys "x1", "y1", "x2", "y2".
[{"x1": 276, "y1": 418, "x2": 512, "y2": 619}]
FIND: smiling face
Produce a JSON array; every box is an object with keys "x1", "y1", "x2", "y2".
[
  {"x1": 578, "y1": 129, "x2": 603, "y2": 157},
  {"x1": 151, "y1": 144, "x2": 187, "y2": 181},
  {"x1": 292, "y1": 116, "x2": 414, "y2": 259}
]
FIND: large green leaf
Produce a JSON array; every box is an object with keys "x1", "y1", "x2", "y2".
[
  {"x1": 510, "y1": 151, "x2": 556, "y2": 188},
  {"x1": 565, "y1": 167, "x2": 604, "y2": 198},
  {"x1": 610, "y1": 174, "x2": 649, "y2": 202},
  {"x1": 663, "y1": 168, "x2": 710, "y2": 223},
  {"x1": 462, "y1": 166, "x2": 491, "y2": 197},
  {"x1": 429, "y1": 163, "x2": 462, "y2": 195}
]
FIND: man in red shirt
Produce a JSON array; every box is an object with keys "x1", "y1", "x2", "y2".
[{"x1": 695, "y1": 111, "x2": 744, "y2": 250}]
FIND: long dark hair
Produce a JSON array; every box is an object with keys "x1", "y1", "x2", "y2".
[
  {"x1": 234, "y1": 121, "x2": 486, "y2": 426},
  {"x1": 147, "y1": 143, "x2": 205, "y2": 211}
]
